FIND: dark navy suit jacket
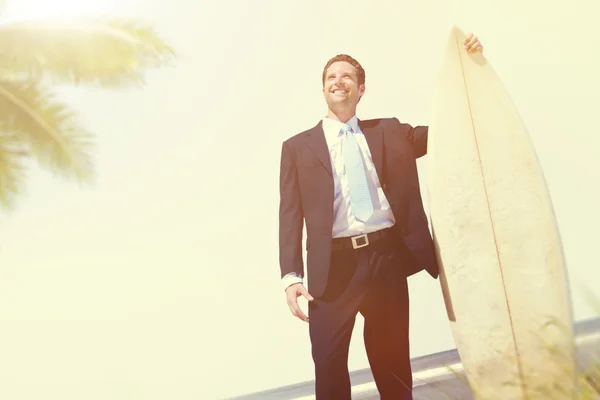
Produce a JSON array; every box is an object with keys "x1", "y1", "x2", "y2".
[{"x1": 279, "y1": 117, "x2": 439, "y2": 297}]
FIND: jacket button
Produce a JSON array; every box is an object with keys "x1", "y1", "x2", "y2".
[
  {"x1": 400, "y1": 227, "x2": 407, "y2": 235},
  {"x1": 383, "y1": 184, "x2": 387, "y2": 189}
]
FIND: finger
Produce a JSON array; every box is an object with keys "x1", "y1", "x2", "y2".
[
  {"x1": 470, "y1": 42, "x2": 483, "y2": 53},
  {"x1": 463, "y1": 34, "x2": 476, "y2": 46},
  {"x1": 466, "y1": 40, "x2": 482, "y2": 53},
  {"x1": 287, "y1": 299, "x2": 297, "y2": 316},
  {"x1": 289, "y1": 301, "x2": 309, "y2": 322},
  {"x1": 299, "y1": 287, "x2": 314, "y2": 301},
  {"x1": 295, "y1": 308, "x2": 310, "y2": 322},
  {"x1": 464, "y1": 37, "x2": 478, "y2": 51},
  {"x1": 287, "y1": 295, "x2": 309, "y2": 320},
  {"x1": 463, "y1": 32, "x2": 473, "y2": 44}
]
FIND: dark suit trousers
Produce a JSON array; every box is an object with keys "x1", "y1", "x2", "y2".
[{"x1": 308, "y1": 229, "x2": 413, "y2": 400}]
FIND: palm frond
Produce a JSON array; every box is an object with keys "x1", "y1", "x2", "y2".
[
  {"x1": 0, "y1": 133, "x2": 27, "y2": 209},
  {"x1": 0, "y1": 80, "x2": 95, "y2": 184},
  {"x1": 0, "y1": 17, "x2": 176, "y2": 87}
]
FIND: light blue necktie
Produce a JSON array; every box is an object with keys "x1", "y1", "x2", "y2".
[{"x1": 341, "y1": 124, "x2": 374, "y2": 222}]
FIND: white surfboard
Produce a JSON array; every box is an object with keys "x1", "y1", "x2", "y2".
[{"x1": 426, "y1": 26, "x2": 577, "y2": 399}]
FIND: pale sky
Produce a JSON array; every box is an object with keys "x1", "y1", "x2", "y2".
[{"x1": 0, "y1": 0, "x2": 598, "y2": 399}]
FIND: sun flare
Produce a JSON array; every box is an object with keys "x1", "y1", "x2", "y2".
[{"x1": 1, "y1": 0, "x2": 118, "y2": 22}]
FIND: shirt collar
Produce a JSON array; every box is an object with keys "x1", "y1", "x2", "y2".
[{"x1": 321, "y1": 115, "x2": 360, "y2": 142}]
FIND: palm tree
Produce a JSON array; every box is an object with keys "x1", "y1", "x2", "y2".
[{"x1": 0, "y1": 3, "x2": 175, "y2": 210}]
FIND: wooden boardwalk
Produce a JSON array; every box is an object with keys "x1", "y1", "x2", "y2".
[{"x1": 231, "y1": 318, "x2": 600, "y2": 400}]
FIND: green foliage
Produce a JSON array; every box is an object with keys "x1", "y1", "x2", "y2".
[
  {"x1": 0, "y1": 18, "x2": 175, "y2": 87},
  {"x1": 0, "y1": 5, "x2": 175, "y2": 210}
]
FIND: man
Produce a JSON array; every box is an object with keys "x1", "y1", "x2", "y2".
[{"x1": 279, "y1": 34, "x2": 484, "y2": 399}]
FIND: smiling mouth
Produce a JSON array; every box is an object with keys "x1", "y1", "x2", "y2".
[{"x1": 331, "y1": 89, "x2": 348, "y2": 95}]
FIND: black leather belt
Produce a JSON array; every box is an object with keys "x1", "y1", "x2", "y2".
[{"x1": 331, "y1": 227, "x2": 395, "y2": 252}]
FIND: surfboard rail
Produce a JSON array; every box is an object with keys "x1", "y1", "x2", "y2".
[{"x1": 426, "y1": 25, "x2": 576, "y2": 399}]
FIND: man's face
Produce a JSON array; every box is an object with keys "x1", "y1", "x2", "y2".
[{"x1": 322, "y1": 61, "x2": 365, "y2": 110}]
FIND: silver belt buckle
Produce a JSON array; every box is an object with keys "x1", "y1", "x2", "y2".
[{"x1": 351, "y1": 234, "x2": 369, "y2": 249}]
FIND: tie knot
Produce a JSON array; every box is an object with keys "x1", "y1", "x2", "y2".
[{"x1": 340, "y1": 124, "x2": 353, "y2": 135}]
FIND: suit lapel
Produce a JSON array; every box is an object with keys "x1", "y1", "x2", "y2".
[
  {"x1": 305, "y1": 121, "x2": 333, "y2": 176},
  {"x1": 303, "y1": 119, "x2": 384, "y2": 179},
  {"x1": 359, "y1": 119, "x2": 384, "y2": 182}
]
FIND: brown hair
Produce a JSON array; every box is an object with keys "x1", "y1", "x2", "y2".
[{"x1": 321, "y1": 54, "x2": 366, "y2": 86}]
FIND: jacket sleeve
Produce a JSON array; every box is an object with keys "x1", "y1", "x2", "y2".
[
  {"x1": 279, "y1": 140, "x2": 305, "y2": 279},
  {"x1": 393, "y1": 117, "x2": 428, "y2": 159}
]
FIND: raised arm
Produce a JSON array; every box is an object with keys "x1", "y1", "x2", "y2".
[
  {"x1": 393, "y1": 33, "x2": 482, "y2": 159},
  {"x1": 393, "y1": 117, "x2": 428, "y2": 159}
]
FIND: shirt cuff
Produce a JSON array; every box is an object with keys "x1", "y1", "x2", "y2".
[{"x1": 282, "y1": 272, "x2": 303, "y2": 291}]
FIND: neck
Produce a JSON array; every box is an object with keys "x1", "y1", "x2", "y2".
[{"x1": 326, "y1": 107, "x2": 356, "y2": 124}]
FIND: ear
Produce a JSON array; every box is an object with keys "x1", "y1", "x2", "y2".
[{"x1": 357, "y1": 84, "x2": 366, "y2": 103}]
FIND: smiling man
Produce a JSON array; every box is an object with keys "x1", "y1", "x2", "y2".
[{"x1": 279, "y1": 34, "x2": 483, "y2": 399}]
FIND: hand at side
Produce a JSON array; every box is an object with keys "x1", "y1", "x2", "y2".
[{"x1": 286, "y1": 283, "x2": 314, "y2": 323}]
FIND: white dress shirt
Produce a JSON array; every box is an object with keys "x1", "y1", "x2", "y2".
[{"x1": 281, "y1": 115, "x2": 395, "y2": 290}]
